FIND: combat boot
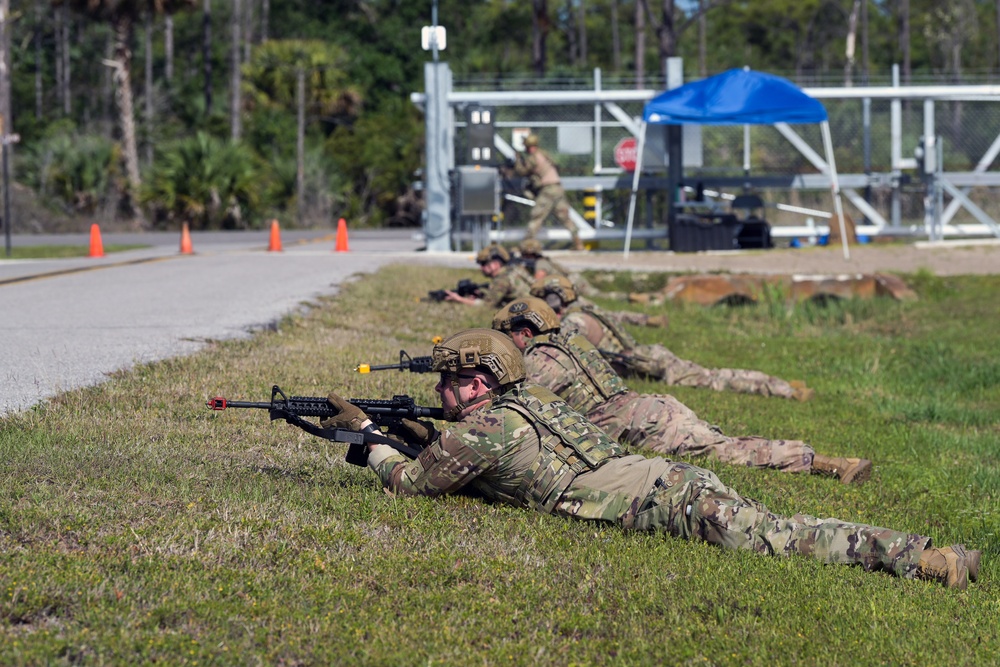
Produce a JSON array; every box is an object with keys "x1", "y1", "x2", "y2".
[
  {"x1": 915, "y1": 545, "x2": 981, "y2": 590},
  {"x1": 629, "y1": 292, "x2": 652, "y2": 305},
  {"x1": 789, "y1": 380, "x2": 815, "y2": 402},
  {"x1": 644, "y1": 314, "x2": 670, "y2": 328},
  {"x1": 811, "y1": 455, "x2": 872, "y2": 485}
]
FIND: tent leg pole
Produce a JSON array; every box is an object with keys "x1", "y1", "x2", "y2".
[
  {"x1": 623, "y1": 122, "x2": 647, "y2": 260},
  {"x1": 821, "y1": 121, "x2": 851, "y2": 261}
]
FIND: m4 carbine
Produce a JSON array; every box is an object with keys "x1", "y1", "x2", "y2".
[
  {"x1": 207, "y1": 385, "x2": 442, "y2": 466},
  {"x1": 424, "y1": 278, "x2": 487, "y2": 302},
  {"x1": 355, "y1": 350, "x2": 434, "y2": 374}
]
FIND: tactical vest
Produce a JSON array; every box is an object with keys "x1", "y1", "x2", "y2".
[
  {"x1": 493, "y1": 384, "x2": 626, "y2": 513},
  {"x1": 566, "y1": 303, "x2": 638, "y2": 352},
  {"x1": 529, "y1": 332, "x2": 628, "y2": 413}
]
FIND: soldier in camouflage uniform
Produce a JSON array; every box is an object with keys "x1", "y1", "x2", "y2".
[
  {"x1": 531, "y1": 275, "x2": 814, "y2": 402},
  {"x1": 321, "y1": 328, "x2": 981, "y2": 589},
  {"x1": 444, "y1": 243, "x2": 534, "y2": 309},
  {"x1": 514, "y1": 134, "x2": 585, "y2": 251},
  {"x1": 492, "y1": 297, "x2": 872, "y2": 484},
  {"x1": 518, "y1": 239, "x2": 669, "y2": 329}
]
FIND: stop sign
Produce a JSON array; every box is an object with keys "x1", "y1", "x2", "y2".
[{"x1": 614, "y1": 137, "x2": 638, "y2": 171}]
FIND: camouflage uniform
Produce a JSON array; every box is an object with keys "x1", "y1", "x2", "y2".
[
  {"x1": 367, "y1": 383, "x2": 929, "y2": 579},
  {"x1": 561, "y1": 302, "x2": 801, "y2": 399},
  {"x1": 514, "y1": 148, "x2": 581, "y2": 247},
  {"x1": 524, "y1": 330, "x2": 813, "y2": 472},
  {"x1": 477, "y1": 263, "x2": 535, "y2": 309}
]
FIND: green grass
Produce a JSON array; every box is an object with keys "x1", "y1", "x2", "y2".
[
  {"x1": 1, "y1": 264, "x2": 998, "y2": 665},
  {"x1": 0, "y1": 244, "x2": 149, "y2": 260}
]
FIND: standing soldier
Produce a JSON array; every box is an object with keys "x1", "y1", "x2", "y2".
[
  {"x1": 491, "y1": 297, "x2": 872, "y2": 484},
  {"x1": 515, "y1": 134, "x2": 585, "y2": 251},
  {"x1": 531, "y1": 275, "x2": 815, "y2": 401},
  {"x1": 320, "y1": 328, "x2": 981, "y2": 590},
  {"x1": 445, "y1": 243, "x2": 533, "y2": 309}
]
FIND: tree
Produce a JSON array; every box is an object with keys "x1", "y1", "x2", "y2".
[
  {"x1": 242, "y1": 39, "x2": 359, "y2": 220},
  {"x1": 60, "y1": 0, "x2": 197, "y2": 224}
]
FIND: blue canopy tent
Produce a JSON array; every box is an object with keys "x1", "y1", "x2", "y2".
[{"x1": 624, "y1": 68, "x2": 850, "y2": 259}]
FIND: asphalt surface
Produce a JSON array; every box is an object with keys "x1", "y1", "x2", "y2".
[{"x1": 0, "y1": 228, "x2": 427, "y2": 416}]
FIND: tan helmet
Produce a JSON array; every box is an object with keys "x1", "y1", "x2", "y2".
[
  {"x1": 523, "y1": 133, "x2": 540, "y2": 148},
  {"x1": 475, "y1": 243, "x2": 511, "y2": 265},
  {"x1": 530, "y1": 275, "x2": 577, "y2": 306},
  {"x1": 492, "y1": 297, "x2": 560, "y2": 335},
  {"x1": 519, "y1": 238, "x2": 543, "y2": 257},
  {"x1": 432, "y1": 328, "x2": 525, "y2": 386}
]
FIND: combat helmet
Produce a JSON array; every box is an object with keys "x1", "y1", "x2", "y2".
[
  {"x1": 475, "y1": 243, "x2": 511, "y2": 265},
  {"x1": 530, "y1": 275, "x2": 578, "y2": 307},
  {"x1": 432, "y1": 328, "x2": 525, "y2": 386},
  {"x1": 519, "y1": 238, "x2": 544, "y2": 257},
  {"x1": 492, "y1": 297, "x2": 560, "y2": 336},
  {"x1": 523, "y1": 133, "x2": 540, "y2": 148}
]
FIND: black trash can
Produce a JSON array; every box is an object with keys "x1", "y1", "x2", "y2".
[
  {"x1": 735, "y1": 217, "x2": 773, "y2": 249},
  {"x1": 671, "y1": 213, "x2": 741, "y2": 252}
]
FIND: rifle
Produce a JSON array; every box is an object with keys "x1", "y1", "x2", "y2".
[
  {"x1": 207, "y1": 385, "x2": 442, "y2": 467},
  {"x1": 355, "y1": 349, "x2": 434, "y2": 374},
  {"x1": 424, "y1": 278, "x2": 488, "y2": 302}
]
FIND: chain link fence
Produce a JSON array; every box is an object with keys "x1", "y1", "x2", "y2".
[{"x1": 452, "y1": 82, "x2": 1000, "y2": 239}]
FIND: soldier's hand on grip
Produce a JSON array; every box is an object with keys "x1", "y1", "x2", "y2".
[
  {"x1": 321, "y1": 392, "x2": 368, "y2": 431},
  {"x1": 397, "y1": 418, "x2": 438, "y2": 447}
]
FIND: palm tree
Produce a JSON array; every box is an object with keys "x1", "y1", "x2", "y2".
[{"x1": 58, "y1": 0, "x2": 196, "y2": 223}]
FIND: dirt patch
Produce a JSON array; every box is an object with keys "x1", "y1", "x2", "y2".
[{"x1": 553, "y1": 239, "x2": 1000, "y2": 277}]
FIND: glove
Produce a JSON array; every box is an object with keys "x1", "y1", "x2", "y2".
[
  {"x1": 320, "y1": 392, "x2": 368, "y2": 431},
  {"x1": 397, "y1": 418, "x2": 438, "y2": 447}
]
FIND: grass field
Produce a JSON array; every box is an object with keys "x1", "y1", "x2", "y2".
[
  {"x1": 1, "y1": 263, "x2": 997, "y2": 665},
  {"x1": 1, "y1": 245, "x2": 149, "y2": 260}
]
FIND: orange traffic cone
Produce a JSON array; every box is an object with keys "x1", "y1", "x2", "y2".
[
  {"x1": 268, "y1": 219, "x2": 283, "y2": 252},
  {"x1": 180, "y1": 222, "x2": 194, "y2": 255},
  {"x1": 334, "y1": 217, "x2": 349, "y2": 252},
  {"x1": 88, "y1": 223, "x2": 105, "y2": 258}
]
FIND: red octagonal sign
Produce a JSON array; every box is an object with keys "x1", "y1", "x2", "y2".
[{"x1": 613, "y1": 137, "x2": 638, "y2": 171}]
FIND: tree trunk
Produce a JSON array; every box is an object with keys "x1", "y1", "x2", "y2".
[
  {"x1": 531, "y1": 0, "x2": 547, "y2": 77},
  {"x1": 698, "y1": 0, "x2": 706, "y2": 77},
  {"x1": 997, "y1": 0, "x2": 1000, "y2": 72},
  {"x1": 655, "y1": 0, "x2": 677, "y2": 66},
  {"x1": 165, "y1": 15, "x2": 174, "y2": 83},
  {"x1": 61, "y1": 4, "x2": 71, "y2": 116},
  {"x1": 144, "y1": 11, "x2": 154, "y2": 165},
  {"x1": 108, "y1": 14, "x2": 143, "y2": 223},
  {"x1": 610, "y1": 0, "x2": 620, "y2": 71},
  {"x1": 566, "y1": 0, "x2": 578, "y2": 66},
  {"x1": 296, "y1": 67, "x2": 305, "y2": 224},
  {"x1": 34, "y1": 1, "x2": 42, "y2": 120},
  {"x1": 243, "y1": 0, "x2": 252, "y2": 62},
  {"x1": 577, "y1": 0, "x2": 587, "y2": 66},
  {"x1": 55, "y1": 3, "x2": 63, "y2": 114},
  {"x1": 260, "y1": 0, "x2": 268, "y2": 43},
  {"x1": 845, "y1": 0, "x2": 860, "y2": 86},
  {"x1": 898, "y1": 0, "x2": 910, "y2": 85},
  {"x1": 204, "y1": 0, "x2": 212, "y2": 115},
  {"x1": 231, "y1": 0, "x2": 242, "y2": 141},
  {"x1": 0, "y1": 0, "x2": 10, "y2": 135},
  {"x1": 861, "y1": 0, "x2": 869, "y2": 83},
  {"x1": 635, "y1": 0, "x2": 645, "y2": 88}
]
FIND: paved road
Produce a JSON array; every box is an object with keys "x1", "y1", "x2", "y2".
[{"x1": 0, "y1": 229, "x2": 425, "y2": 415}]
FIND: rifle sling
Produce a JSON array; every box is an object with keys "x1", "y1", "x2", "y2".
[{"x1": 272, "y1": 409, "x2": 422, "y2": 460}]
